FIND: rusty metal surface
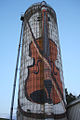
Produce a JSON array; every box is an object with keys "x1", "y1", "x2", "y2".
[{"x1": 17, "y1": 1, "x2": 67, "y2": 120}]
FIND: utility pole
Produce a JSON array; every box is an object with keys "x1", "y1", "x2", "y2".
[{"x1": 10, "y1": 22, "x2": 23, "y2": 120}]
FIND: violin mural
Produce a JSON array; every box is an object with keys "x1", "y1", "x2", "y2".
[
  {"x1": 25, "y1": 8, "x2": 63, "y2": 105},
  {"x1": 17, "y1": 2, "x2": 66, "y2": 119}
]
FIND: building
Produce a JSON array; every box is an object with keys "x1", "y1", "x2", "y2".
[
  {"x1": 17, "y1": 1, "x2": 67, "y2": 120},
  {"x1": 67, "y1": 98, "x2": 80, "y2": 120}
]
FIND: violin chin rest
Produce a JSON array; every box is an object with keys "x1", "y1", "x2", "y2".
[
  {"x1": 30, "y1": 89, "x2": 47, "y2": 104},
  {"x1": 30, "y1": 89, "x2": 52, "y2": 104}
]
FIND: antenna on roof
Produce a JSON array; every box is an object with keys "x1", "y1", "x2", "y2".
[{"x1": 41, "y1": 1, "x2": 47, "y2": 5}]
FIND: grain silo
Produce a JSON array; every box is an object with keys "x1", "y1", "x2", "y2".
[{"x1": 17, "y1": 1, "x2": 67, "y2": 120}]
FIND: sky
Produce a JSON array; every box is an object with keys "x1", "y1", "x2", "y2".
[{"x1": 0, "y1": 0, "x2": 80, "y2": 119}]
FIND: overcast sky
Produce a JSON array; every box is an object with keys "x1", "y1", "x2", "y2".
[{"x1": 0, "y1": 0, "x2": 80, "y2": 118}]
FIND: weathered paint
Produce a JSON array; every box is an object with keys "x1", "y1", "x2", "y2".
[{"x1": 17, "y1": 1, "x2": 67, "y2": 120}]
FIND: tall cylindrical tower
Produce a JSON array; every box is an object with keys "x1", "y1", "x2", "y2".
[{"x1": 17, "y1": 1, "x2": 67, "y2": 120}]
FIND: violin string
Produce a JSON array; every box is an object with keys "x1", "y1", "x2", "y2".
[
  {"x1": 39, "y1": 12, "x2": 42, "y2": 113},
  {"x1": 35, "y1": 18, "x2": 37, "y2": 113}
]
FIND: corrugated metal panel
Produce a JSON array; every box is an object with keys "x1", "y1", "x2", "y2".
[{"x1": 67, "y1": 99, "x2": 80, "y2": 120}]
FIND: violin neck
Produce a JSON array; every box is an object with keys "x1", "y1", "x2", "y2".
[{"x1": 42, "y1": 8, "x2": 50, "y2": 59}]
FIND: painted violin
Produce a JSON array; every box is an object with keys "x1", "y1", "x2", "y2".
[{"x1": 25, "y1": 8, "x2": 63, "y2": 104}]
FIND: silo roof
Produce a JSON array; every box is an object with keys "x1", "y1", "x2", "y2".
[{"x1": 23, "y1": 1, "x2": 56, "y2": 23}]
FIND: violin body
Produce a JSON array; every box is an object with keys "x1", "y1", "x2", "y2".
[
  {"x1": 25, "y1": 38, "x2": 63, "y2": 104},
  {"x1": 25, "y1": 6, "x2": 63, "y2": 105}
]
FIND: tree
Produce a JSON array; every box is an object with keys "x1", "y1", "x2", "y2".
[{"x1": 65, "y1": 88, "x2": 76, "y2": 104}]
